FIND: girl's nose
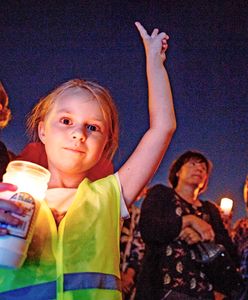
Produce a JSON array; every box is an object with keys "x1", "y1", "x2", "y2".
[{"x1": 72, "y1": 127, "x2": 86, "y2": 142}]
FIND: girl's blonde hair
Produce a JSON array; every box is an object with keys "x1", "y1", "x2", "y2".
[{"x1": 27, "y1": 79, "x2": 119, "y2": 160}]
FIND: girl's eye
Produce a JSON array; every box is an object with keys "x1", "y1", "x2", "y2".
[
  {"x1": 86, "y1": 124, "x2": 98, "y2": 132},
  {"x1": 61, "y1": 118, "x2": 72, "y2": 125}
]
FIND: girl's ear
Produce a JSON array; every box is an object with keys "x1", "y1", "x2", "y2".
[{"x1": 38, "y1": 121, "x2": 46, "y2": 144}]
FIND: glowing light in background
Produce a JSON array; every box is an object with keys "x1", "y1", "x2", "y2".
[{"x1": 220, "y1": 197, "x2": 233, "y2": 215}]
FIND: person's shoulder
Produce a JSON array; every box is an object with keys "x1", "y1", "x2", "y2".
[
  {"x1": 142, "y1": 185, "x2": 175, "y2": 211},
  {"x1": 89, "y1": 174, "x2": 121, "y2": 196},
  {"x1": 87, "y1": 174, "x2": 116, "y2": 186},
  {"x1": 147, "y1": 184, "x2": 173, "y2": 197},
  {"x1": 203, "y1": 199, "x2": 219, "y2": 208}
]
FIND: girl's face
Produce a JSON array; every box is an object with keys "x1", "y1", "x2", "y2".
[
  {"x1": 38, "y1": 89, "x2": 109, "y2": 177},
  {"x1": 176, "y1": 158, "x2": 208, "y2": 190}
]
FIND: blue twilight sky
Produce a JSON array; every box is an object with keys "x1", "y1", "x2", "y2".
[{"x1": 1, "y1": 1, "x2": 247, "y2": 222}]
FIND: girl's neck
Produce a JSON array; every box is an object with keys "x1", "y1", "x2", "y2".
[
  {"x1": 175, "y1": 184, "x2": 201, "y2": 206},
  {"x1": 48, "y1": 169, "x2": 86, "y2": 189}
]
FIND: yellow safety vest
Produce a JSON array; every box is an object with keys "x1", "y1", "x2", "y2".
[{"x1": 0, "y1": 175, "x2": 122, "y2": 300}]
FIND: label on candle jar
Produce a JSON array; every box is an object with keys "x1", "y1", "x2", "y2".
[{"x1": 0, "y1": 192, "x2": 38, "y2": 239}]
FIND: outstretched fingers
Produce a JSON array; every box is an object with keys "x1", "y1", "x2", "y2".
[
  {"x1": 151, "y1": 28, "x2": 159, "y2": 37},
  {"x1": 135, "y1": 21, "x2": 170, "y2": 63},
  {"x1": 135, "y1": 21, "x2": 169, "y2": 40}
]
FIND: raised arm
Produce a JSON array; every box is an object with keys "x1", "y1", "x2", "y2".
[{"x1": 118, "y1": 22, "x2": 176, "y2": 206}]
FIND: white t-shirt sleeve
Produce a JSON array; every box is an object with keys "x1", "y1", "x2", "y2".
[{"x1": 114, "y1": 172, "x2": 129, "y2": 219}]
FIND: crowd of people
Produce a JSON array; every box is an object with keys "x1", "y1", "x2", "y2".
[
  {"x1": 120, "y1": 171, "x2": 248, "y2": 300},
  {"x1": 0, "y1": 21, "x2": 247, "y2": 300},
  {"x1": 119, "y1": 155, "x2": 247, "y2": 300}
]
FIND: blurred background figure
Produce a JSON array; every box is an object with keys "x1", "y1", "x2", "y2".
[
  {"x1": 135, "y1": 150, "x2": 240, "y2": 300},
  {"x1": 219, "y1": 197, "x2": 234, "y2": 235},
  {"x1": 120, "y1": 187, "x2": 146, "y2": 300},
  {"x1": 232, "y1": 175, "x2": 248, "y2": 299},
  {"x1": 0, "y1": 82, "x2": 14, "y2": 181}
]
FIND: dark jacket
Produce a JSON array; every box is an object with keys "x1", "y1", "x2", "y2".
[{"x1": 135, "y1": 184, "x2": 239, "y2": 300}]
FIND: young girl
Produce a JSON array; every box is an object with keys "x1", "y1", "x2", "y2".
[{"x1": 0, "y1": 22, "x2": 176, "y2": 300}]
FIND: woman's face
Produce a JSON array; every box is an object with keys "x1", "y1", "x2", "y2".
[{"x1": 176, "y1": 158, "x2": 208, "y2": 190}]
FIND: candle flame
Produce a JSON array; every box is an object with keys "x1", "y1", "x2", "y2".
[{"x1": 220, "y1": 197, "x2": 233, "y2": 215}]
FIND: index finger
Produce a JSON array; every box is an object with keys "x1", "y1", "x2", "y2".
[
  {"x1": 0, "y1": 183, "x2": 17, "y2": 192},
  {"x1": 0, "y1": 198, "x2": 23, "y2": 214},
  {"x1": 135, "y1": 21, "x2": 149, "y2": 39}
]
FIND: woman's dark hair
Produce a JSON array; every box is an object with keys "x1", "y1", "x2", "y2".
[{"x1": 169, "y1": 150, "x2": 212, "y2": 192}]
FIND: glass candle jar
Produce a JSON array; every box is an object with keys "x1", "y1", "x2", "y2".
[{"x1": 0, "y1": 160, "x2": 51, "y2": 268}]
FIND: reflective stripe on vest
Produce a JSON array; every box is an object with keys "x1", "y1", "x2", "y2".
[
  {"x1": 64, "y1": 272, "x2": 122, "y2": 292},
  {"x1": 0, "y1": 281, "x2": 56, "y2": 300}
]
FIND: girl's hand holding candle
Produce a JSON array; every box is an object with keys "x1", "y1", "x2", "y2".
[{"x1": 0, "y1": 161, "x2": 50, "y2": 268}]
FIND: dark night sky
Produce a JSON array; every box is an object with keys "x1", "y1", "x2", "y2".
[{"x1": 1, "y1": 0, "x2": 247, "y2": 222}]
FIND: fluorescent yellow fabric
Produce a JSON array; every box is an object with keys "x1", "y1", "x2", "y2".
[{"x1": 0, "y1": 175, "x2": 122, "y2": 300}]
